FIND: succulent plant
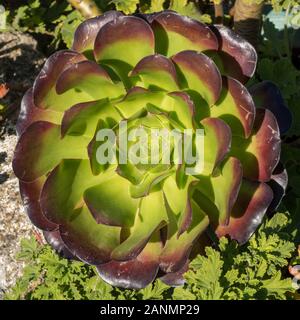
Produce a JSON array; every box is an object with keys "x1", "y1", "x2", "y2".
[{"x1": 13, "y1": 10, "x2": 290, "y2": 289}]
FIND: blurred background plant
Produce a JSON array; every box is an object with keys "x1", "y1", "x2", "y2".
[
  {"x1": 1, "y1": 0, "x2": 299, "y2": 115},
  {"x1": 1, "y1": 1, "x2": 299, "y2": 49}
]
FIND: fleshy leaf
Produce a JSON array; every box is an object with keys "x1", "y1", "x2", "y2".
[
  {"x1": 196, "y1": 157, "x2": 243, "y2": 226},
  {"x1": 33, "y1": 50, "x2": 88, "y2": 111},
  {"x1": 84, "y1": 175, "x2": 139, "y2": 227},
  {"x1": 19, "y1": 177, "x2": 57, "y2": 231},
  {"x1": 61, "y1": 99, "x2": 121, "y2": 138},
  {"x1": 230, "y1": 109, "x2": 281, "y2": 182},
  {"x1": 129, "y1": 167, "x2": 175, "y2": 198},
  {"x1": 159, "y1": 197, "x2": 209, "y2": 273},
  {"x1": 16, "y1": 88, "x2": 62, "y2": 136},
  {"x1": 72, "y1": 11, "x2": 124, "y2": 55},
  {"x1": 94, "y1": 15, "x2": 155, "y2": 84},
  {"x1": 114, "y1": 88, "x2": 164, "y2": 119},
  {"x1": 200, "y1": 117, "x2": 232, "y2": 175},
  {"x1": 43, "y1": 230, "x2": 76, "y2": 260},
  {"x1": 97, "y1": 231, "x2": 162, "y2": 289},
  {"x1": 111, "y1": 191, "x2": 168, "y2": 261},
  {"x1": 172, "y1": 50, "x2": 222, "y2": 106},
  {"x1": 151, "y1": 11, "x2": 218, "y2": 56},
  {"x1": 209, "y1": 25, "x2": 257, "y2": 83},
  {"x1": 159, "y1": 260, "x2": 189, "y2": 287},
  {"x1": 158, "y1": 91, "x2": 195, "y2": 129},
  {"x1": 249, "y1": 81, "x2": 292, "y2": 135},
  {"x1": 215, "y1": 179, "x2": 273, "y2": 244},
  {"x1": 163, "y1": 175, "x2": 195, "y2": 235},
  {"x1": 59, "y1": 205, "x2": 121, "y2": 265},
  {"x1": 210, "y1": 76, "x2": 255, "y2": 138},
  {"x1": 116, "y1": 162, "x2": 144, "y2": 185},
  {"x1": 40, "y1": 160, "x2": 114, "y2": 224},
  {"x1": 56, "y1": 60, "x2": 125, "y2": 101},
  {"x1": 267, "y1": 162, "x2": 288, "y2": 213},
  {"x1": 130, "y1": 54, "x2": 179, "y2": 91},
  {"x1": 40, "y1": 160, "x2": 121, "y2": 264},
  {"x1": 13, "y1": 122, "x2": 90, "y2": 182}
]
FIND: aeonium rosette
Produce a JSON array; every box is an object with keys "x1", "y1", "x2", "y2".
[{"x1": 13, "y1": 10, "x2": 292, "y2": 289}]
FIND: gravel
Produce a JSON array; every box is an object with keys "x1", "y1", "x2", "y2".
[
  {"x1": 0, "y1": 130, "x2": 34, "y2": 298},
  {"x1": 0, "y1": 30, "x2": 45, "y2": 118},
  {"x1": 0, "y1": 31, "x2": 46, "y2": 299}
]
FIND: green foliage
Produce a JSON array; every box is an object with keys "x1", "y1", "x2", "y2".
[
  {"x1": 280, "y1": 144, "x2": 300, "y2": 245},
  {"x1": 5, "y1": 210, "x2": 297, "y2": 300},
  {"x1": 110, "y1": 0, "x2": 140, "y2": 14},
  {"x1": 256, "y1": 17, "x2": 300, "y2": 137},
  {"x1": 143, "y1": 0, "x2": 165, "y2": 12},
  {"x1": 5, "y1": 0, "x2": 212, "y2": 47},
  {"x1": 6, "y1": 0, "x2": 300, "y2": 49},
  {"x1": 168, "y1": 0, "x2": 211, "y2": 23},
  {"x1": 3, "y1": 237, "x2": 172, "y2": 300},
  {"x1": 59, "y1": 10, "x2": 84, "y2": 48},
  {"x1": 175, "y1": 212, "x2": 296, "y2": 300},
  {"x1": 6, "y1": 0, "x2": 84, "y2": 49}
]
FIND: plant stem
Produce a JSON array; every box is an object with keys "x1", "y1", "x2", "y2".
[
  {"x1": 66, "y1": 0, "x2": 102, "y2": 19},
  {"x1": 214, "y1": 1, "x2": 224, "y2": 24},
  {"x1": 233, "y1": 0, "x2": 264, "y2": 49}
]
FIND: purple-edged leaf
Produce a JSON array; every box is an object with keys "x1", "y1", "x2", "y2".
[
  {"x1": 267, "y1": 162, "x2": 288, "y2": 213},
  {"x1": 111, "y1": 191, "x2": 168, "y2": 261},
  {"x1": 40, "y1": 160, "x2": 121, "y2": 265},
  {"x1": 130, "y1": 54, "x2": 179, "y2": 91},
  {"x1": 151, "y1": 11, "x2": 218, "y2": 56},
  {"x1": 196, "y1": 157, "x2": 243, "y2": 226},
  {"x1": 13, "y1": 122, "x2": 89, "y2": 182},
  {"x1": 231, "y1": 109, "x2": 281, "y2": 182},
  {"x1": 58, "y1": 205, "x2": 120, "y2": 265},
  {"x1": 114, "y1": 88, "x2": 164, "y2": 119},
  {"x1": 19, "y1": 177, "x2": 57, "y2": 231},
  {"x1": 159, "y1": 196, "x2": 209, "y2": 273},
  {"x1": 61, "y1": 99, "x2": 121, "y2": 138},
  {"x1": 156, "y1": 91, "x2": 195, "y2": 129},
  {"x1": 56, "y1": 60, "x2": 124, "y2": 100},
  {"x1": 216, "y1": 179, "x2": 273, "y2": 244},
  {"x1": 72, "y1": 11, "x2": 124, "y2": 54},
  {"x1": 97, "y1": 231, "x2": 162, "y2": 289},
  {"x1": 211, "y1": 76, "x2": 255, "y2": 138},
  {"x1": 159, "y1": 260, "x2": 189, "y2": 287},
  {"x1": 16, "y1": 88, "x2": 62, "y2": 136},
  {"x1": 43, "y1": 230, "x2": 77, "y2": 260},
  {"x1": 200, "y1": 117, "x2": 232, "y2": 175},
  {"x1": 172, "y1": 50, "x2": 222, "y2": 106},
  {"x1": 134, "y1": 11, "x2": 164, "y2": 24},
  {"x1": 209, "y1": 25, "x2": 257, "y2": 83},
  {"x1": 40, "y1": 160, "x2": 114, "y2": 224},
  {"x1": 163, "y1": 176, "x2": 195, "y2": 236},
  {"x1": 249, "y1": 81, "x2": 292, "y2": 135},
  {"x1": 33, "y1": 50, "x2": 87, "y2": 111},
  {"x1": 94, "y1": 15, "x2": 154, "y2": 83}
]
